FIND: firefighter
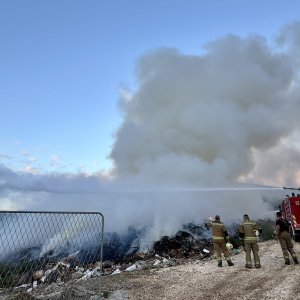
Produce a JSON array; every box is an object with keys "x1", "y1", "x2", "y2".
[
  {"x1": 239, "y1": 214, "x2": 262, "y2": 268},
  {"x1": 205, "y1": 215, "x2": 234, "y2": 267},
  {"x1": 275, "y1": 211, "x2": 299, "y2": 265}
]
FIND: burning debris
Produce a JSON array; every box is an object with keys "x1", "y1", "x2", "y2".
[
  {"x1": 2, "y1": 219, "x2": 276, "y2": 299},
  {"x1": 0, "y1": 224, "x2": 217, "y2": 299},
  {"x1": 153, "y1": 231, "x2": 212, "y2": 259}
]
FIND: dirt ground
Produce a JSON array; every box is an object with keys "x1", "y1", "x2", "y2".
[{"x1": 99, "y1": 240, "x2": 300, "y2": 300}]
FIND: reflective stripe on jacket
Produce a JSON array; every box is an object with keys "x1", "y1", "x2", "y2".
[
  {"x1": 239, "y1": 221, "x2": 261, "y2": 242},
  {"x1": 207, "y1": 221, "x2": 227, "y2": 241}
]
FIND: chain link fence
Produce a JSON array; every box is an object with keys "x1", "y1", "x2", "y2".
[{"x1": 0, "y1": 211, "x2": 104, "y2": 298}]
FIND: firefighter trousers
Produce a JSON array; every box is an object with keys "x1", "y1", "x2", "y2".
[
  {"x1": 279, "y1": 231, "x2": 297, "y2": 260},
  {"x1": 244, "y1": 241, "x2": 260, "y2": 266},
  {"x1": 213, "y1": 240, "x2": 230, "y2": 262}
]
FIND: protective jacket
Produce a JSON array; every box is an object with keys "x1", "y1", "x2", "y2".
[
  {"x1": 239, "y1": 220, "x2": 261, "y2": 242},
  {"x1": 207, "y1": 221, "x2": 228, "y2": 242},
  {"x1": 206, "y1": 220, "x2": 233, "y2": 266},
  {"x1": 239, "y1": 219, "x2": 262, "y2": 268}
]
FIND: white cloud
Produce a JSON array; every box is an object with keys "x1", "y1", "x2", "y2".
[
  {"x1": 50, "y1": 155, "x2": 61, "y2": 162},
  {"x1": 21, "y1": 165, "x2": 39, "y2": 175},
  {"x1": 20, "y1": 150, "x2": 30, "y2": 157},
  {"x1": 0, "y1": 197, "x2": 20, "y2": 210}
]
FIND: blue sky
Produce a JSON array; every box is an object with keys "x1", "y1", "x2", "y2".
[{"x1": 1, "y1": 0, "x2": 300, "y2": 174}]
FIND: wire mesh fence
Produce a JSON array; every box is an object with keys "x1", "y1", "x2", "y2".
[{"x1": 0, "y1": 211, "x2": 104, "y2": 298}]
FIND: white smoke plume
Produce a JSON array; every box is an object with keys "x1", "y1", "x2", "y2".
[{"x1": 1, "y1": 23, "x2": 300, "y2": 242}]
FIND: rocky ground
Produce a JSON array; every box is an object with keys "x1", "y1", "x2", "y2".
[
  {"x1": 1, "y1": 240, "x2": 300, "y2": 299},
  {"x1": 99, "y1": 240, "x2": 300, "y2": 300}
]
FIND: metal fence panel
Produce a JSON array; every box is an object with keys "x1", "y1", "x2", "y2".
[{"x1": 0, "y1": 211, "x2": 104, "y2": 298}]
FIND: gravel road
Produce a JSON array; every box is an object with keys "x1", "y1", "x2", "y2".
[{"x1": 101, "y1": 240, "x2": 300, "y2": 300}]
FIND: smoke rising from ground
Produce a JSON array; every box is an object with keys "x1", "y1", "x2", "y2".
[
  {"x1": 1, "y1": 23, "x2": 300, "y2": 240},
  {"x1": 111, "y1": 31, "x2": 300, "y2": 187}
]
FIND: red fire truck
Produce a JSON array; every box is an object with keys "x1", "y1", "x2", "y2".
[{"x1": 280, "y1": 188, "x2": 300, "y2": 242}]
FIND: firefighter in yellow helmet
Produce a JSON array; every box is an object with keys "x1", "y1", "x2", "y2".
[
  {"x1": 205, "y1": 215, "x2": 234, "y2": 267},
  {"x1": 239, "y1": 214, "x2": 262, "y2": 268}
]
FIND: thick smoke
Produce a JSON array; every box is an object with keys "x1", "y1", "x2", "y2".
[
  {"x1": 111, "y1": 33, "x2": 299, "y2": 186},
  {"x1": 1, "y1": 23, "x2": 300, "y2": 242}
]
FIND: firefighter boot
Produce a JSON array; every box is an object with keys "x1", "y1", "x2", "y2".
[
  {"x1": 285, "y1": 258, "x2": 291, "y2": 265},
  {"x1": 245, "y1": 264, "x2": 252, "y2": 269},
  {"x1": 255, "y1": 264, "x2": 261, "y2": 268},
  {"x1": 227, "y1": 259, "x2": 234, "y2": 267},
  {"x1": 217, "y1": 261, "x2": 222, "y2": 267},
  {"x1": 292, "y1": 256, "x2": 299, "y2": 265}
]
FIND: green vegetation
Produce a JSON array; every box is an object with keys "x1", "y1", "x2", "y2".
[{"x1": 256, "y1": 218, "x2": 276, "y2": 241}]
